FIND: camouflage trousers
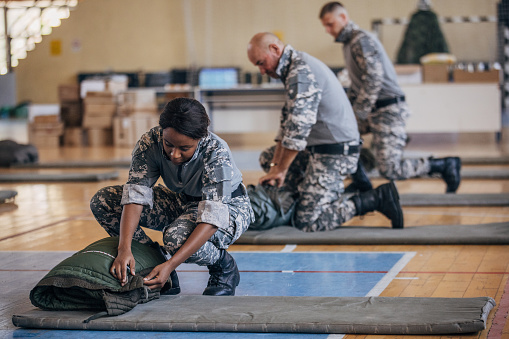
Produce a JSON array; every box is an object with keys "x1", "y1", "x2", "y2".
[
  {"x1": 260, "y1": 145, "x2": 358, "y2": 232},
  {"x1": 90, "y1": 184, "x2": 252, "y2": 266},
  {"x1": 357, "y1": 102, "x2": 430, "y2": 180}
]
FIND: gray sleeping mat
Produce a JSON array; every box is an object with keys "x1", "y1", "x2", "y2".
[
  {"x1": 0, "y1": 171, "x2": 119, "y2": 182},
  {"x1": 12, "y1": 295, "x2": 495, "y2": 335},
  {"x1": 400, "y1": 193, "x2": 509, "y2": 206},
  {"x1": 237, "y1": 222, "x2": 509, "y2": 245},
  {"x1": 12, "y1": 159, "x2": 131, "y2": 168},
  {"x1": 462, "y1": 156, "x2": 509, "y2": 165},
  {"x1": 368, "y1": 168, "x2": 509, "y2": 179}
]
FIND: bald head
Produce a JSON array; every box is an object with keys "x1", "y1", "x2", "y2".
[
  {"x1": 248, "y1": 32, "x2": 283, "y2": 52},
  {"x1": 247, "y1": 32, "x2": 285, "y2": 79}
]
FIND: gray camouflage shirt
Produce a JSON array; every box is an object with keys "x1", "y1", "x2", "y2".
[
  {"x1": 336, "y1": 21, "x2": 404, "y2": 119},
  {"x1": 275, "y1": 45, "x2": 359, "y2": 151},
  {"x1": 121, "y1": 126, "x2": 243, "y2": 230}
]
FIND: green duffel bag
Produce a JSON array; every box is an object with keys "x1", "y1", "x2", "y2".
[{"x1": 30, "y1": 237, "x2": 167, "y2": 321}]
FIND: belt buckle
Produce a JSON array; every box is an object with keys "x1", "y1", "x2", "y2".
[{"x1": 343, "y1": 144, "x2": 349, "y2": 155}]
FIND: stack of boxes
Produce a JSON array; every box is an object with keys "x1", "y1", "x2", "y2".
[
  {"x1": 58, "y1": 84, "x2": 83, "y2": 146},
  {"x1": 113, "y1": 89, "x2": 159, "y2": 148},
  {"x1": 82, "y1": 91, "x2": 116, "y2": 146},
  {"x1": 28, "y1": 114, "x2": 64, "y2": 148}
]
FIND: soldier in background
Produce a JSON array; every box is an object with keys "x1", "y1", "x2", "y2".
[
  {"x1": 319, "y1": 2, "x2": 461, "y2": 194},
  {"x1": 247, "y1": 32, "x2": 404, "y2": 231}
]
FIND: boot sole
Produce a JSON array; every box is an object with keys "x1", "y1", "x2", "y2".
[{"x1": 387, "y1": 181, "x2": 404, "y2": 229}]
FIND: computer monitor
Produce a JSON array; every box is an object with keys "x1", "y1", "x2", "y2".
[{"x1": 198, "y1": 68, "x2": 238, "y2": 89}]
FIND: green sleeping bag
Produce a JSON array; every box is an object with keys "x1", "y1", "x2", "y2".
[{"x1": 30, "y1": 237, "x2": 167, "y2": 321}]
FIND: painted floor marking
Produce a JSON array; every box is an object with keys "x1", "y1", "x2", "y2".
[
  {"x1": 2, "y1": 250, "x2": 413, "y2": 339},
  {"x1": 281, "y1": 244, "x2": 297, "y2": 252},
  {"x1": 365, "y1": 252, "x2": 416, "y2": 297}
]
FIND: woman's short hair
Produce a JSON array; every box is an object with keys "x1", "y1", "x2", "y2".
[{"x1": 159, "y1": 97, "x2": 210, "y2": 140}]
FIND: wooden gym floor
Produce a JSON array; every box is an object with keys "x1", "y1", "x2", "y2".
[{"x1": 0, "y1": 131, "x2": 508, "y2": 338}]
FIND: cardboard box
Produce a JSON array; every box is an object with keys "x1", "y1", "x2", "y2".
[
  {"x1": 84, "y1": 103, "x2": 117, "y2": 116},
  {"x1": 86, "y1": 128, "x2": 113, "y2": 147},
  {"x1": 63, "y1": 127, "x2": 83, "y2": 146},
  {"x1": 394, "y1": 64, "x2": 422, "y2": 84},
  {"x1": 29, "y1": 135, "x2": 60, "y2": 148},
  {"x1": 60, "y1": 102, "x2": 82, "y2": 127},
  {"x1": 117, "y1": 89, "x2": 158, "y2": 116},
  {"x1": 80, "y1": 76, "x2": 128, "y2": 98},
  {"x1": 33, "y1": 114, "x2": 59, "y2": 124},
  {"x1": 84, "y1": 91, "x2": 115, "y2": 105},
  {"x1": 29, "y1": 121, "x2": 64, "y2": 148},
  {"x1": 422, "y1": 64, "x2": 450, "y2": 83},
  {"x1": 82, "y1": 114, "x2": 114, "y2": 128},
  {"x1": 58, "y1": 84, "x2": 80, "y2": 102},
  {"x1": 453, "y1": 69, "x2": 500, "y2": 83},
  {"x1": 113, "y1": 114, "x2": 159, "y2": 147}
]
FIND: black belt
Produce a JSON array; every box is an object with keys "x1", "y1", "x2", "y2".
[
  {"x1": 185, "y1": 184, "x2": 245, "y2": 202},
  {"x1": 375, "y1": 96, "x2": 405, "y2": 110},
  {"x1": 306, "y1": 143, "x2": 360, "y2": 155}
]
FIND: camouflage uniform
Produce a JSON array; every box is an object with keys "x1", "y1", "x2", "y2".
[
  {"x1": 262, "y1": 45, "x2": 360, "y2": 232},
  {"x1": 337, "y1": 21, "x2": 431, "y2": 180},
  {"x1": 90, "y1": 128, "x2": 254, "y2": 267}
]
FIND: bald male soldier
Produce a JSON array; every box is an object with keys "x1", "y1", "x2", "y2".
[
  {"x1": 319, "y1": 2, "x2": 462, "y2": 194},
  {"x1": 247, "y1": 32, "x2": 404, "y2": 231}
]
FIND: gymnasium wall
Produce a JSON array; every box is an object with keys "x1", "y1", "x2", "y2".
[{"x1": 15, "y1": 0, "x2": 499, "y2": 103}]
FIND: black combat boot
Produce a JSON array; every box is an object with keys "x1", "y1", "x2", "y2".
[
  {"x1": 160, "y1": 270, "x2": 181, "y2": 295},
  {"x1": 151, "y1": 242, "x2": 180, "y2": 295},
  {"x1": 345, "y1": 161, "x2": 373, "y2": 193},
  {"x1": 203, "y1": 250, "x2": 240, "y2": 296},
  {"x1": 350, "y1": 181, "x2": 404, "y2": 228},
  {"x1": 428, "y1": 157, "x2": 461, "y2": 193}
]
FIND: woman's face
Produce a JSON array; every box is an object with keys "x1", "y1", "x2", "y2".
[{"x1": 162, "y1": 127, "x2": 200, "y2": 165}]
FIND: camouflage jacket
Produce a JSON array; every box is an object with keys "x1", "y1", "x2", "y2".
[
  {"x1": 275, "y1": 44, "x2": 322, "y2": 151},
  {"x1": 275, "y1": 45, "x2": 358, "y2": 150},
  {"x1": 120, "y1": 127, "x2": 243, "y2": 230},
  {"x1": 336, "y1": 21, "x2": 404, "y2": 119}
]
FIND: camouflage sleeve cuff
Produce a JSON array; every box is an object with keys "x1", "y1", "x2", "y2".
[
  {"x1": 197, "y1": 200, "x2": 230, "y2": 230},
  {"x1": 121, "y1": 184, "x2": 154, "y2": 208},
  {"x1": 281, "y1": 135, "x2": 307, "y2": 151},
  {"x1": 275, "y1": 128, "x2": 284, "y2": 142}
]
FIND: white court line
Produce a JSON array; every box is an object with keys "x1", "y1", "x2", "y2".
[
  {"x1": 280, "y1": 244, "x2": 297, "y2": 252},
  {"x1": 366, "y1": 252, "x2": 416, "y2": 297}
]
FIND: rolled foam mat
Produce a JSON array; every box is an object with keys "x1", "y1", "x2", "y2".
[
  {"x1": 12, "y1": 295, "x2": 495, "y2": 334},
  {"x1": 0, "y1": 171, "x2": 119, "y2": 182},
  {"x1": 237, "y1": 222, "x2": 509, "y2": 245},
  {"x1": 400, "y1": 193, "x2": 509, "y2": 206}
]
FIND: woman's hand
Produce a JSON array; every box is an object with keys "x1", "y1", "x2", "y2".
[
  {"x1": 110, "y1": 248, "x2": 136, "y2": 287},
  {"x1": 143, "y1": 262, "x2": 173, "y2": 290}
]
